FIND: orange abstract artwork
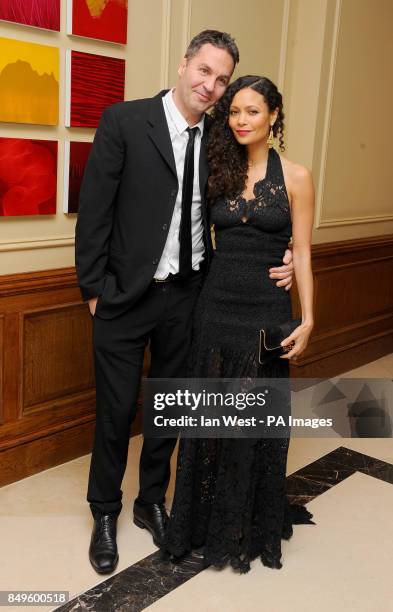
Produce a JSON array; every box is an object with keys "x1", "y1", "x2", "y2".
[
  {"x1": 0, "y1": 37, "x2": 59, "y2": 125},
  {"x1": 86, "y1": 0, "x2": 110, "y2": 18}
]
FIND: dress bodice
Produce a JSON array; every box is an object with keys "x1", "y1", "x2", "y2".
[{"x1": 210, "y1": 148, "x2": 291, "y2": 236}]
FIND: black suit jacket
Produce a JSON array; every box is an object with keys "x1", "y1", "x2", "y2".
[{"x1": 75, "y1": 90, "x2": 213, "y2": 319}]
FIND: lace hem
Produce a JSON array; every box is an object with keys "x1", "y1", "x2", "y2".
[{"x1": 161, "y1": 498, "x2": 314, "y2": 574}]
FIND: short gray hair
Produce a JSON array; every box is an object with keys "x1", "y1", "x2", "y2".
[{"x1": 185, "y1": 30, "x2": 239, "y2": 66}]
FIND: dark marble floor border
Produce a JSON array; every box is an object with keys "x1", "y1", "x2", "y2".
[
  {"x1": 287, "y1": 445, "x2": 393, "y2": 505},
  {"x1": 55, "y1": 446, "x2": 393, "y2": 612}
]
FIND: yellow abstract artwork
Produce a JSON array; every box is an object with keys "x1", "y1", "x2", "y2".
[{"x1": 0, "y1": 37, "x2": 59, "y2": 125}]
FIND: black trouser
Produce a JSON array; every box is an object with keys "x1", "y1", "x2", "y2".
[{"x1": 87, "y1": 273, "x2": 203, "y2": 516}]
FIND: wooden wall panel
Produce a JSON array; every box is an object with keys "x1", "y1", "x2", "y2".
[
  {"x1": 291, "y1": 235, "x2": 393, "y2": 378},
  {"x1": 0, "y1": 420, "x2": 95, "y2": 488},
  {"x1": 0, "y1": 315, "x2": 3, "y2": 425},
  {"x1": 23, "y1": 304, "x2": 95, "y2": 412},
  {"x1": 0, "y1": 415, "x2": 142, "y2": 488},
  {"x1": 2, "y1": 313, "x2": 21, "y2": 423},
  {"x1": 0, "y1": 235, "x2": 392, "y2": 486},
  {"x1": 0, "y1": 268, "x2": 145, "y2": 487}
]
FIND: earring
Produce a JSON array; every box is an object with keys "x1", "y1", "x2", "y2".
[{"x1": 267, "y1": 125, "x2": 274, "y2": 148}]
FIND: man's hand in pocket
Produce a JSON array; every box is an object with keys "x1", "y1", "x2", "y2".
[{"x1": 88, "y1": 297, "x2": 98, "y2": 316}]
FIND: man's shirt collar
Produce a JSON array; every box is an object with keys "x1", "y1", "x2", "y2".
[{"x1": 163, "y1": 89, "x2": 205, "y2": 137}]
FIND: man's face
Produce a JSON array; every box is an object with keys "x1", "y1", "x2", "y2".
[{"x1": 176, "y1": 43, "x2": 234, "y2": 117}]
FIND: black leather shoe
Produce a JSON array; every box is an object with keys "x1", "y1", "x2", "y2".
[
  {"x1": 89, "y1": 513, "x2": 119, "y2": 574},
  {"x1": 133, "y1": 500, "x2": 169, "y2": 547}
]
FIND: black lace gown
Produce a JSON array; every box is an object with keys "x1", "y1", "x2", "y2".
[{"x1": 162, "y1": 148, "x2": 314, "y2": 573}]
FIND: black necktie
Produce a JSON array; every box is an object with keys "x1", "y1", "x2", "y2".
[{"x1": 179, "y1": 126, "x2": 198, "y2": 278}]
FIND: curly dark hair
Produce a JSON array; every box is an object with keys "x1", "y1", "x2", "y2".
[{"x1": 207, "y1": 75, "x2": 285, "y2": 200}]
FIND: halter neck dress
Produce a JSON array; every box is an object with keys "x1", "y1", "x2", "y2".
[{"x1": 162, "y1": 148, "x2": 314, "y2": 573}]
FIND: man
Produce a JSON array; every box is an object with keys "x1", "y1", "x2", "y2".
[{"x1": 75, "y1": 30, "x2": 294, "y2": 574}]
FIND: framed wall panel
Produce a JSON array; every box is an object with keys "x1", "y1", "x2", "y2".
[
  {"x1": 0, "y1": 37, "x2": 59, "y2": 125},
  {"x1": 66, "y1": 0, "x2": 128, "y2": 44},
  {"x1": 0, "y1": 138, "x2": 57, "y2": 216},
  {"x1": 0, "y1": 0, "x2": 60, "y2": 32},
  {"x1": 63, "y1": 141, "x2": 92, "y2": 213},
  {"x1": 23, "y1": 304, "x2": 95, "y2": 412},
  {"x1": 65, "y1": 49, "x2": 125, "y2": 127}
]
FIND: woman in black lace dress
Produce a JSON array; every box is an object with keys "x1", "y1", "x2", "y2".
[{"x1": 162, "y1": 76, "x2": 315, "y2": 573}]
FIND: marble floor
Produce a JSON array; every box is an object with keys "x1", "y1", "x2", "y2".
[{"x1": 0, "y1": 355, "x2": 392, "y2": 612}]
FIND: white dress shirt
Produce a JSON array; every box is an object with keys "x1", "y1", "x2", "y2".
[{"x1": 154, "y1": 89, "x2": 205, "y2": 280}]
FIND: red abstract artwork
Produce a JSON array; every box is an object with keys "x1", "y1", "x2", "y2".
[
  {"x1": 64, "y1": 141, "x2": 92, "y2": 213},
  {"x1": 67, "y1": 0, "x2": 128, "y2": 44},
  {"x1": 0, "y1": 0, "x2": 60, "y2": 31},
  {"x1": 0, "y1": 138, "x2": 57, "y2": 216},
  {"x1": 65, "y1": 50, "x2": 125, "y2": 128}
]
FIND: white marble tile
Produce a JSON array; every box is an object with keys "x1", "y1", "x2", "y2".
[
  {"x1": 342, "y1": 353, "x2": 393, "y2": 378},
  {"x1": 0, "y1": 435, "x2": 162, "y2": 611},
  {"x1": 145, "y1": 472, "x2": 393, "y2": 612}
]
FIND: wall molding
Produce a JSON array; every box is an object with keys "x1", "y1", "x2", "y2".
[
  {"x1": 0, "y1": 235, "x2": 75, "y2": 252},
  {"x1": 314, "y1": 0, "x2": 393, "y2": 229},
  {"x1": 0, "y1": 268, "x2": 77, "y2": 297},
  {"x1": 316, "y1": 213, "x2": 393, "y2": 227},
  {"x1": 315, "y1": 0, "x2": 342, "y2": 229},
  {"x1": 182, "y1": 0, "x2": 192, "y2": 51},
  {"x1": 315, "y1": 0, "x2": 393, "y2": 228},
  {"x1": 160, "y1": 0, "x2": 172, "y2": 89},
  {"x1": 278, "y1": 0, "x2": 290, "y2": 91}
]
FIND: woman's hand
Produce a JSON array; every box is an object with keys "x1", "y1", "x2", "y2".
[{"x1": 280, "y1": 322, "x2": 313, "y2": 360}]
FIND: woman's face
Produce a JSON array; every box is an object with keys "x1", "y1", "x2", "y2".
[{"x1": 228, "y1": 87, "x2": 277, "y2": 146}]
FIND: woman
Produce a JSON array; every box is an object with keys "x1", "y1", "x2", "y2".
[{"x1": 162, "y1": 76, "x2": 315, "y2": 573}]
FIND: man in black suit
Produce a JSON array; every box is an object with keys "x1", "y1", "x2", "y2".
[{"x1": 75, "y1": 30, "x2": 294, "y2": 574}]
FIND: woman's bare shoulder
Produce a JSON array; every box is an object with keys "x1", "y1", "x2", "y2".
[{"x1": 279, "y1": 155, "x2": 312, "y2": 185}]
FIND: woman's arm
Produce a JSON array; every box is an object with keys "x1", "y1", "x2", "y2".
[{"x1": 281, "y1": 164, "x2": 315, "y2": 359}]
